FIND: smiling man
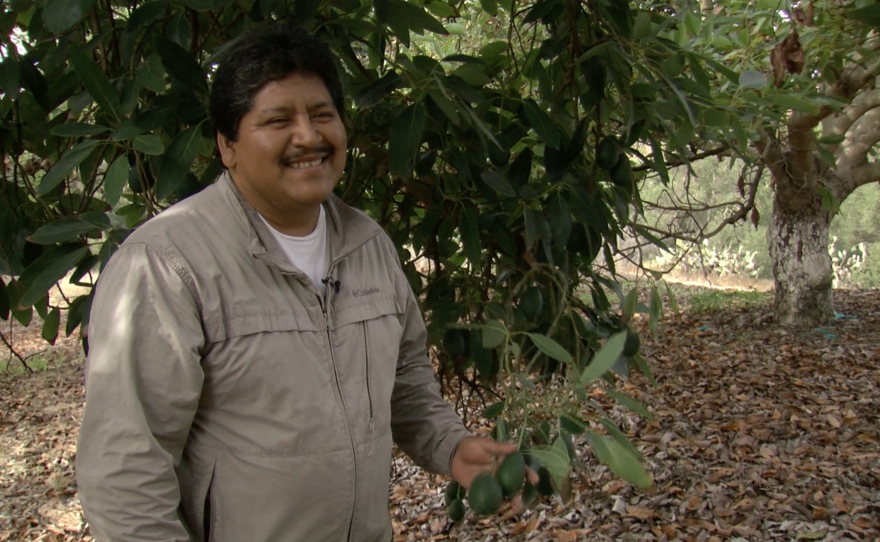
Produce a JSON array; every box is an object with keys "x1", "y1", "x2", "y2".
[{"x1": 76, "y1": 23, "x2": 515, "y2": 542}]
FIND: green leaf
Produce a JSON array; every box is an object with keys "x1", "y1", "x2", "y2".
[
  {"x1": 845, "y1": 3, "x2": 880, "y2": 26},
  {"x1": 185, "y1": 0, "x2": 216, "y2": 10},
  {"x1": 479, "y1": 0, "x2": 497, "y2": 16},
  {"x1": 527, "y1": 333, "x2": 573, "y2": 364},
  {"x1": 738, "y1": 70, "x2": 766, "y2": 90},
  {"x1": 459, "y1": 207, "x2": 481, "y2": 269},
  {"x1": 622, "y1": 287, "x2": 638, "y2": 321},
  {"x1": 481, "y1": 319, "x2": 507, "y2": 348},
  {"x1": 632, "y1": 11, "x2": 651, "y2": 40},
  {"x1": 600, "y1": 418, "x2": 643, "y2": 460},
  {"x1": 43, "y1": 0, "x2": 98, "y2": 34},
  {"x1": 0, "y1": 278, "x2": 9, "y2": 320},
  {"x1": 388, "y1": 104, "x2": 427, "y2": 178},
  {"x1": 42, "y1": 307, "x2": 61, "y2": 345},
  {"x1": 480, "y1": 170, "x2": 517, "y2": 197},
  {"x1": 649, "y1": 285, "x2": 662, "y2": 335},
  {"x1": 155, "y1": 36, "x2": 208, "y2": 93},
  {"x1": 66, "y1": 294, "x2": 92, "y2": 336},
  {"x1": 69, "y1": 48, "x2": 122, "y2": 121},
  {"x1": 632, "y1": 352, "x2": 657, "y2": 385},
  {"x1": 484, "y1": 400, "x2": 505, "y2": 418},
  {"x1": 762, "y1": 94, "x2": 821, "y2": 116},
  {"x1": 522, "y1": 99, "x2": 560, "y2": 148},
  {"x1": 387, "y1": 0, "x2": 449, "y2": 35},
  {"x1": 50, "y1": 122, "x2": 112, "y2": 137},
  {"x1": 104, "y1": 155, "x2": 129, "y2": 206},
  {"x1": 427, "y1": 89, "x2": 460, "y2": 126},
  {"x1": 17, "y1": 245, "x2": 89, "y2": 308},
  {"x1": 0, "y1": 56, "x2": 21, "y2": 99},
  {"x1": 137, "y1": 53, "x2": 167, "y2": 94},
  {"x1": 523, "y1": 207, "x2": 538, "y2": 249},
  {"x1": 373, "y1": 0, "x2": 389, "y2": 23},
  {"x1": 527, "y1": 441, "x2": 570, "y2": 488},
  {"x1": 156, "y1": 126, "x2": 201, "y2": 199},
  {"x1": 354, "y1": 72, "x2": 401, "y2": 107},
  {"x1": 560, "y1": 413, "x2": 587, "y2": 435},
  {"x1": 580, "y1": 331, "x2": 626, "y2": 385},
  {"x1": 38, "y1": 140, "x2": 103, "y2": 196},
  {"x1": 604, "y1": 387, "x2": 654, "y2": 419},
  {"x1": 127, "y1": 1, "x2": 167, "y2": 31},
  {"x1": 587, "y1": 431, "x2": 653, "y2": 489},
  {"x1": 30, "y1": 219, "x2": 102, "y2": 244},
  {"x1": 133, "y1": 134, "x2": 165, "y2": 155}
]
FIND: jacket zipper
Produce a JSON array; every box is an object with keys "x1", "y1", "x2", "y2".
[
  {"x1": 362, "y1": 324, "x2": 375, "y2": 457},
  {"x1": 320, "y1": 277, "x2": 358, "y2": 542}
]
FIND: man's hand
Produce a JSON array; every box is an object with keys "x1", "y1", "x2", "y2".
[{"x1": 450, "y1": 436, "x2": 518, "y2": 489}]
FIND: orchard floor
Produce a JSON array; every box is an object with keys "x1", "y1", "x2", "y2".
[{"x1": 1, "y1": 288, "x2": 878, "y2": 542}]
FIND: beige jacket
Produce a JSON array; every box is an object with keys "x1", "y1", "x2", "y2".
[{"x1": 76, "y1": 173, "x2": 470, "y2": 542}]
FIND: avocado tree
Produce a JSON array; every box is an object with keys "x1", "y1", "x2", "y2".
[
  {"x1": 627, "y1": 0, "x2": 880, "y2": 327},
  {"x1": 0, "y1": 0, "x2": 730, "y2": 500}
]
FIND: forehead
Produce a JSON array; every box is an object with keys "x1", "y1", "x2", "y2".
[{"x1": 253, "y1": 72, "x2": 332, "y2": 104}]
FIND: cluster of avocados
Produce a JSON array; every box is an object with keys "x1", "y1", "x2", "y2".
[{"x1": 444, "y1": 450, "x2": 555, "y2": 522}]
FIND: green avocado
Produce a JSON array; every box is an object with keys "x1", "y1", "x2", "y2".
[
  {"x1": 596, "y1": 137, "x2": 620, "y2": 170},
  {"x1": 519, "y1": 286, "x2": 543, "y2": 322},
  {"x1": 448, "y1": 498, "x2": 465, "y2": 522},
  {"x1": 624, "y1": 328, "x2": 640, "y2": 357},
  {"x1": 468, "y1": 473, "x2": 504, "y2": 516},
  {"x1": 495, "y1": 452, "x2": 526, "y2": 497}
]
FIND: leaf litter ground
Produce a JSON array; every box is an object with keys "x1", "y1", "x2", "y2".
[{"x1": 1, "y1": 288, "x2": 878, "y2": 541}]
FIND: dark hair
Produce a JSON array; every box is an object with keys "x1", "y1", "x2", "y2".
[{"x1": 209, "y1": 23, "x2": 345, "y2": 142}]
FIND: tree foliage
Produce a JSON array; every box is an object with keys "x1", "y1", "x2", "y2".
[{"x1": 0, "y1": 0, "x2": 771, "y2": 492}]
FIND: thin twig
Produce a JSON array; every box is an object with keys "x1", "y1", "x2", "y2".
[{"x1": 1, "y1": 325, "x2": 34, "y2": 374}]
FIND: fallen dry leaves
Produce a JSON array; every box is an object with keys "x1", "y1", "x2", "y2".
[{"x1": 2, "y1": 288, "x2": 879, "y2": 541}]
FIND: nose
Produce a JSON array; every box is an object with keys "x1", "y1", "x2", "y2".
[{"x1": 289, "y1": 114, "x2": 320, "y2": 147}]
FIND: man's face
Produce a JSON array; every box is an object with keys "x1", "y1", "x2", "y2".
[{"x1": 217, "y1": 72, "x2": 347, "y2": 234}]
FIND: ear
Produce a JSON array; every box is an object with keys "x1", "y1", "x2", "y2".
[{"x1": 217, "y1": 132, "x2": 237, "y2": 169}]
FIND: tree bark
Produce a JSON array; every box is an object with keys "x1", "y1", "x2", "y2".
[{"x1": 767, "y1": 172, "x2": 834, "y2": 327}]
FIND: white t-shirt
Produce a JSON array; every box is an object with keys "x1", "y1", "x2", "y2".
[{"x1": 259, "y1": 206, "x2": 329, "y2": 289}]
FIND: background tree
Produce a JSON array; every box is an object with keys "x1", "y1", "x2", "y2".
[{"x1": 626, "y1": 0, "x2": 880, "y2": 326}]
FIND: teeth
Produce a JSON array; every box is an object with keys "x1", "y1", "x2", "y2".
[{"x1": 288, "y1": 158, "x2": 323, "y2": 169}]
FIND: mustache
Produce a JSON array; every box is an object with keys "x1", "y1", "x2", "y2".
[{"x1": 280, "y1": 146, "x2": 334, "y2": 164}]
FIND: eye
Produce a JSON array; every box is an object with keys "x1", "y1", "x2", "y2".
[{"x1": 313, "y1": 111, "x2": 336, "y2": 121}]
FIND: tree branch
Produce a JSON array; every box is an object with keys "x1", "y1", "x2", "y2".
[
  {"x1": 633, "y1": 144, "x2": 730, "y2": 172},
  {"x1": 824, "y1": 88, "x2": 880, "y2": 138},
  {"x1": 838, "y1": 106, "x2": 880, "y2": 171},
  {"x1": 839, "y1": 160, "x2": 880, "y2": 200}
]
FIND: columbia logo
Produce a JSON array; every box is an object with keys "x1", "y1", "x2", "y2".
[{"x1": 352, "y1": 287, "x2": 380, "y2": 298}]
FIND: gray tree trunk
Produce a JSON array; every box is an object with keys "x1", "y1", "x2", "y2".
[{"x1": 766, "y1": 176, "x2": 834, "y2": 327}]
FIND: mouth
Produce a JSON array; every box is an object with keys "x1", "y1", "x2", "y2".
[{"x1": 285, "y1": 156, "x2": 325, "y2": 169}]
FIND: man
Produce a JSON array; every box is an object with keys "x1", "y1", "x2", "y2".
[{"x1": 76, "y1": 23, "x2": 516, "y2": 542}]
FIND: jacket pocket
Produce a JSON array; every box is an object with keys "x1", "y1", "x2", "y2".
[{"x1": 333, "y1": 296, "x2": 401, "y2": 448}]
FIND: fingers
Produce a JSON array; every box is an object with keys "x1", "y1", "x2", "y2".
[{"x1": 525, "y1": 466, "x2": 540, "y2": 485}]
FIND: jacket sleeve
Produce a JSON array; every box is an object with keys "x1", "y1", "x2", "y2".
[
  {"x1": 387, "y1": 240, "x2": 472, "y2": 475},
  {"x1": 76, "y1": 243, "x2": 204, "y2": 542}
]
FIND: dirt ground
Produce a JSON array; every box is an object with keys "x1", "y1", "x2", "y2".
[{"x1": 1, "y1": 287, "x2": 878, "y2": 541}]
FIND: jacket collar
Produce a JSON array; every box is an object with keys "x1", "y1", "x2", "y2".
[{"x1": 217, "y1": 171, "x2": 381, "y2": 272}]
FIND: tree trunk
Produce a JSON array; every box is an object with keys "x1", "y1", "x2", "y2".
[{"x1": 767, "y1": 181, "x2": 834, "y2": 327}]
